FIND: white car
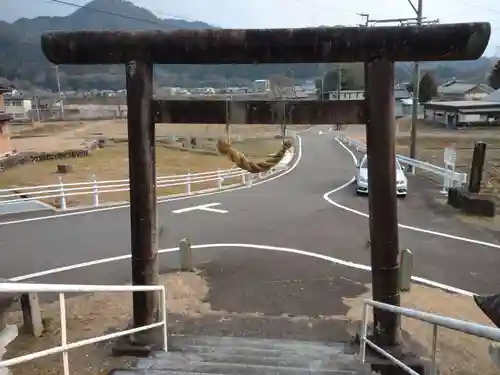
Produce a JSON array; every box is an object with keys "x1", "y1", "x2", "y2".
[{"x1": 355, "y1": 155, "x2": 408, "y2": 197}]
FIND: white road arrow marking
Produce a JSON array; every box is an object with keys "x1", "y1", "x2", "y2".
[{"x1": 172, "y1": 202, "x2": 228, "y2": 214}]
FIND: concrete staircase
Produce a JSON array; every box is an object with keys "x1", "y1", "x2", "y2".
[{"x1": 110, "y1": 335, "x2": 374, "y2": 375}]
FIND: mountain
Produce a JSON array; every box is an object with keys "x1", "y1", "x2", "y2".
[
  {"x1": 0, "y1": 0, "x2": 497, "y2": 92},
  {"x1": 10, "y1": 0, "x2": 211, "y2": 40}
]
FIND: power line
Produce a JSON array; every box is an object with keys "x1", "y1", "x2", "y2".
[
  {"x1": 47, "y1": 0, "x2": 202, "y2": 27},
  {"x1": 44, "y1": 0, "x2": 500, "y2": 31},
  {"x1": 356, "y1": 4, "x2": 429, "y2": 171},
  {"x1": 453, "y1": 0, "x2": 500, "y2": 15},
  {"x1": 47, "y1": 0, "x2": 165, "y2": 26},
  {"x1": 122, "y1": 0, "x2": 204, "y2": 23}
]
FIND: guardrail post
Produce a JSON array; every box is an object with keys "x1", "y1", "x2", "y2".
[
  {"x1": 58, "y1": 176, "x2": 67, "y2": 211},
  {"x1": 241, "y1": 172, "x2": 246, "y2": 184},
  {"x1": 92, "y1": 174, "x2": 99, "y2": 207},
  {"x1": 399, "y1": 248, "x2": 413, "y2": 292},
  {"x1": 20, "y1": 293, "x2": 43, "y2": 337},
  {"x1": 0, "y1": 324, "x2": 18, "y2": 375},
  {"x1": 488, "y1": 342, "x2": 500, "y2": 369},
  {"x1": 186, "y1": 172, "x2": 191, "y2": 195},
  {"x1": 408, "y1": 163, "x2": 416, "y2": 175},
  {"x1": 217, "y1": 169, "x2": 223, "y2": 189},
  {"x1": 441, "y1": 170, "x2": 451, "y2": 195},
  {"x1": 179, "y1": 238, "x2": 192, "y2": 271},
  {"x1": 246, "y1": 174, "x2": 253, "y2": 187}
]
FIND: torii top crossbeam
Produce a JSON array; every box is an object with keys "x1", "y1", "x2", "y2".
[{"x1": 41, "y1": 23, "x2": 490, "y2": 65}]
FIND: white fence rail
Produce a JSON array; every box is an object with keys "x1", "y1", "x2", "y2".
[
  {"x1": 0, "y1": 156, "x2": 291, "y2": 211},
  {"x1": 0, "y1": 282, "x2": 167, "y2": 375},
  {"x1": 360, "y1": 299, "x2": 500, "y2": 375},
  {"x1": 2, "y1": 283, "x2": 499, "y2": 375},
  {"x1": 337, "y1": 133, "x2": 468, "y2": 192}
]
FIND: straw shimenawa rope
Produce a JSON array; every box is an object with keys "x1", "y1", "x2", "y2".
[{"x1": 216, "y1": 139, "x2": 292, "y2": 174}]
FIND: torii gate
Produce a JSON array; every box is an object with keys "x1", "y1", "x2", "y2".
[{"x1": 41, "y1": 23, "x2": 490, "y2": 350}]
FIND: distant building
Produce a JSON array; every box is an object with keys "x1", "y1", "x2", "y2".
[
  {"x1": 436, "y1": 80, "x2": 494, "y2": 101},
  {"x1": 0, "y1": 78, "x2": 14, "y2": 157},
  {"x1": 481, "y1": 88, "x2": 500, "y2": 103},
  {"x1": 3, "y1": 93, "x2": 33, "y2": 121},
  {"x1": 253, "y1": 80, "x2": 271, "y2": 93},
  {"x1": 423, "y1": 100, "x2": 500, "y2": 127},
  {"x1": 325, "y1": 86, "x2": 413, "y2": 118},
  {"x1": 301, "y1": 80, "x2": 317, "y2": 94}
]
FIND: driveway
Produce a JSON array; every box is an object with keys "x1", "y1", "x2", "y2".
[{"x1": 1, "y1": 128, "x2": 500, "y2": 295}]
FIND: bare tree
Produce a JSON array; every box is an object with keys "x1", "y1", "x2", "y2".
[
  {"x1": 269, "y1": 75, "x2": 295, "y2": 137},
  {"x1": 269, "y1": 75, "x2": 295, "y2": 99},
  {"x1": 225, "y1": 93, "x2": 231, "y2": 139}
]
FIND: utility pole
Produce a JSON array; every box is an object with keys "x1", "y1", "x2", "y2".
[
  {"x1": 409, "y1": 0, "x2": 423, "y2": 171},
  {"x1": 359, "y1": 12, "x2": 423, "y2": 27},
  {"x1": 54, "y1": 65, "x2": 65, "y2": 119},
  {"x1": 34, "y1": 94, "x2": 40, "y2": 122},
  {"x1": 357, "y1": 12, "x2": 370, "y2": 26},
  {"x1": 358, "y1": 6, "x2": 436, "y2": 172},
  {"x1": 336, "y1": 64, "x2": 342, "y2": 100},
  {"x1": 225, "y1": 84, "x2": 231, "y2": 139}
]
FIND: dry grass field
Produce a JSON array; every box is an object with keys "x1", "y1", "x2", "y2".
[{"x1": 1, "y1": 120, "x2": 287, "y2": 207}]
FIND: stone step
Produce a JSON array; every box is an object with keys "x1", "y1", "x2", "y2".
[
  {"x1": 112, "y1": 370, "x2": 359, "y2": 375},
  {"x1": 109, "y1": 336, "x2": 374, "y2": 375},
  {"x1": 110, "y1": 371, "x2": 227, "y2": 375},
  {"x1": 157, "y1": 345, "x2": 352, "y2": 361},
  {"x1": 119, "y1": 360, "x2": 359, "y2": 375},
  {"x1": 145, "y1": 352, "x2": 357, "y2": 370},
  {"x1": 170, "y1": 335, "x2": 347, "y2": 354}
]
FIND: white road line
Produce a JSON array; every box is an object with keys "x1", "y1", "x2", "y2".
[
  {"x1": 324, "y1": 137, "x2": 500, "y2": 250},
  {"x1": 9, "y1": 243, "x2": 474, "y2": 296},
  {"x1": 0, "y1": 136, "x2": 303, "y2": 226},
  {"x1": 172, "y1": 203, "x2": 228, "y2": 214},
  {"x1": 201, "y1": 207, "x2": 229, "y2": 213}
]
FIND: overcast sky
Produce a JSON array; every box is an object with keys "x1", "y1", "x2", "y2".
[{"x1": 3, "y1": 0, "x2": 500, "y2": 55}]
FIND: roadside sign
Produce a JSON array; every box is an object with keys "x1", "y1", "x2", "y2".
[
  {"x1": 442, "y1": 143, "x2": 457, "y2": 194},
  {"x1": 444, "y1": 145, "x2": 457, "y2": 167}
]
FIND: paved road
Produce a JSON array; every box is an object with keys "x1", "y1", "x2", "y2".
[{"x1": 2, "y1": 127, "x2": 500, "y2": 295}]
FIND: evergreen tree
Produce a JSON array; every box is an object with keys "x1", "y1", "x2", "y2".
[
  {"x1": 419, "y1": 73, "x2": 438, "y2": 102},
  {"x1": 488, "y1": 60, "x2": 500, "y2": 90}
]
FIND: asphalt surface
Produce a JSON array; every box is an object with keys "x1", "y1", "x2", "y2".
[{"x1": 2, "y1": 127, "x2": 500, "y2": 297}]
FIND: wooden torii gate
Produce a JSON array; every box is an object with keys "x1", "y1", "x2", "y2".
[{"x1": 41, "y1": 23, "x2": 490, "y2": 350}]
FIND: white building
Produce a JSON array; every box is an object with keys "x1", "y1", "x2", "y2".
[
  {"x1": 3, "y1": 94, "x2": 32, "y2": 121},
  {"x1": 253, "y1": 80, "x2": 271, "y2": 93},
  {"x1": 423, "y1": 100, "x2": 500, "y2": 127}
]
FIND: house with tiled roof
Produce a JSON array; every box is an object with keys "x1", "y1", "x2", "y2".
[
  {"x1": 437, "y1": 80, "x2": 494, "y2": 101},
  {"x1": 481, "y1": 88, "x2": 500, "y2": 103},
  {"x1": 0, "y1": 78, "x2": 14, "y2": 157}
]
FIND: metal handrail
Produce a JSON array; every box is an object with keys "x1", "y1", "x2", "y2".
[
  {"x1": 0, "y1": 282, "x2": 167, "y2": 375},
  {"x1": 360, "y1": 299, "x2": 500, "y2": 375}
]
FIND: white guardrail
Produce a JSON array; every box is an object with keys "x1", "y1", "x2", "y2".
[
  {"x1": 0, "y1": 282, "x2": 167, "y2": 375},
  {"x1": 0, "y1": 148, "x2": 293, "y2": 211},
  {"x1": 337, "y1": 133, "x2": 468, "y2": 192},
  {"x1": 360, "y1": 299, "x2": 500, "y2": 375}
]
